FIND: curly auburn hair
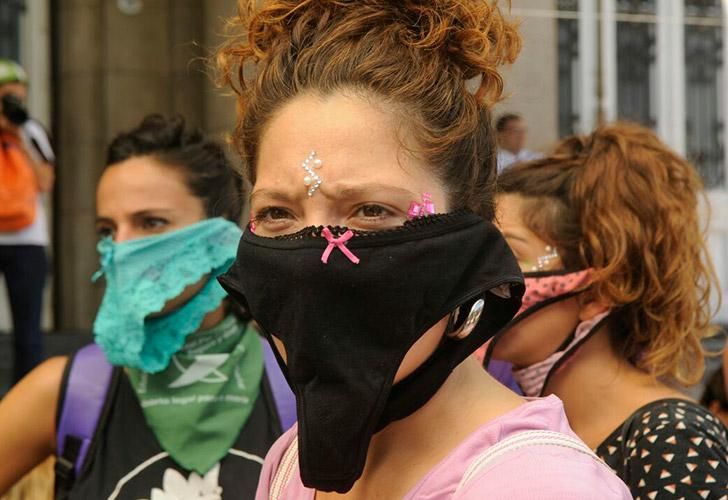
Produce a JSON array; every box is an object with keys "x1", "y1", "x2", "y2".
[
  {"x1": 498, "y1": 122, "x2": 720, "y2": 386},
  {"x1": 216, "y1": 0, "x2": 521, "y2": 220}
]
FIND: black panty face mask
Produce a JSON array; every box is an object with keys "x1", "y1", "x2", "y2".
[{"x1": 218, "y1": 211, "x2": 524, "y2": 492}]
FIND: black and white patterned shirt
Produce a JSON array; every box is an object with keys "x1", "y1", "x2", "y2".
[{"x1": 596, "y1": 398, "x2": 728, "y2": 499}]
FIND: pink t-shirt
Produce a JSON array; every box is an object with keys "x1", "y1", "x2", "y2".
[{"x1": 256, "y1": 395, "x2": 631, "y2": 499}]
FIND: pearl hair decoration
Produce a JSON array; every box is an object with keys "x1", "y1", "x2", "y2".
[
  {"x1": 531, "y1": 245, "x2": 560, "y2": 271},
  {"x1": 302, "y1": 151, "x2": 323, "y2": 197}
]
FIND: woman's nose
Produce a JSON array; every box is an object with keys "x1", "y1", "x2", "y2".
[
  {"x1": 299, "y1": 205, "x2": 344, "y2": 229},
  {"x1": 113, "y1": 225, "x2": 138, "y2": 243}
]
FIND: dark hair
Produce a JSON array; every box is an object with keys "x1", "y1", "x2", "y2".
[
  {"x1": 106, "y1": 114, "x2": 244, "y2": 223},
  {"x1": 701, "y1": 361, "x2": 728, "y2": 411},
  {"x1": 498, "y1": 122, "x2": 719, "y2": 385},
  {"x1": 495, "y1": 113, "x2": 522, "y2": 132},
  {"x1": 217, "y1": 0, "x2": 521, "y2": 220}
]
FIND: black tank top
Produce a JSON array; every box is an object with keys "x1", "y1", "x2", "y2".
[{"x1": 57, "y1": 366, "x2": 282, "y2": 500}]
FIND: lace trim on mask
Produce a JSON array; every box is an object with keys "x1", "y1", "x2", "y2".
[
  {"x1": 138, "y1": 278, "x2": 230, "y2": 372},
  {"x1": 94, "y1": 228, "x2": 238, "y2": 371},
  {"x1": 265, "y1": 209, "x2": 473, "y2": 242},
  {"x1": 127, "y1": 229, "x2": 237, "y2": 318}
]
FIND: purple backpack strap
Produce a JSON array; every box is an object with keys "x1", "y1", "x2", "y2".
[
  {"x1": 56, "y1": 343, "x2": 113, "y2": 478},
  {"x1": 486, "y1": 359, "x2": 523, "y2": 395},
  {"x1": 262, "y1": 340, "x2": 297, "y2": 431}
]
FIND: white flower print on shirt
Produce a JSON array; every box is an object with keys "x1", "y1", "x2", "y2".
[{"x1": 140, "y1": 464, "x2": 223, "y2": 500}]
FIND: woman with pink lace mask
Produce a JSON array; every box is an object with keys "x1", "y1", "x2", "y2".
[{"x1": 489, "y1": 122, "x2": 728, "y2": 498}]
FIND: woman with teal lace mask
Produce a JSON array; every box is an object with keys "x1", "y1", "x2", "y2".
[{"x1": 0, "y1": 114, "x2": 293, "y2": 500}]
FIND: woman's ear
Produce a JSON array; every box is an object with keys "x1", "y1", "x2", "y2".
[{"x1": 576, "y1": 293, "x2": 610, "y2": 322}]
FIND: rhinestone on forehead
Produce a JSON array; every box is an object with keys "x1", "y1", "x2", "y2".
[{"x1": 301, "y1": 151, "x2": 323, "y2": 197}]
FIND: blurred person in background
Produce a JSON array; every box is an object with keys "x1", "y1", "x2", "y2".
[
  {"x1": 489, "y1": 122, "x2": 728, "y2": 498},
  {"x1": 0, "y1": 115, "x2": 293, "y2": 499},
  {"x1": 0, "y1": 59, "x2": 55, "y2": 386},
  {"x1": 702, "y1": 344, "x2": 728, "y2": 428},
  {"x1": 495, "y1": 113, "x2": 540, "y2": 173}
]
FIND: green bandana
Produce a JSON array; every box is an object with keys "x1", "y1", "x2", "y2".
[{"x1": 127, "y1": 315, "x2": 263, "y2": 474}]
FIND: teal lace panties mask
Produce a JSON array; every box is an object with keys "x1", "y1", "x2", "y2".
[{"x1": 92, "y1": 218, "x2": 243, "y2": 373}]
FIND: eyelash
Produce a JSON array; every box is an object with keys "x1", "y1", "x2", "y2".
[
  {"x1": 353, "y1": 204, "x2": 393, "y2": 219},
  {"x1": 253, "y1": 207, "x2": 294, "y2": 223},
  {"x1": 250, "y1": 203, "x2": 400, "y2": 237},
  {"x1": 254, "y1": 204, "x2": 393, "y2": 220},
  {"x1": 142, "y1": 217, "x2": 168, "y2": 230},
  {"x1": 94, "y1": 217, "x2": 169, "y2": 239},
  {"x1": 96, "y1": 226, "x2": 113, "y2": 238}
]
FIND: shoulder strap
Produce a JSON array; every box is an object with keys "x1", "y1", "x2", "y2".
[
  {"x1": 269, "y1": 431, "x2": 601, "y2": 499},
  {"x1": 269, "y1": 438, "x2": 299, "y2": 500},
  {"x1": 22, "y1": 119, "x2": 55, "y2": 164},
  {"x1": 262, "y1": 340, "x2": 297, "y2": 431},
  {"x1": 55, "y1": 344, "x2": 114, "y2": 484},
  {"x1": 456, "y1": 430, "x2": 605, "y2": 493}
]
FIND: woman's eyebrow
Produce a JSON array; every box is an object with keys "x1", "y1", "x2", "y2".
[
  {"x1": 251, "y1": 184, "x2": 418, "y2": 203},
  {"x1": 95, "y1": 216, "x2": 115, "y2": 226},
  {"x1": 131, "y1": 208, "x2": 176, "y2": 217},
  {"x1": 329, "y1": 183, "x2": 417, "y2": 201},
  {"x1": 250, "y1": 189, "x2": 298, "y2": 204}
]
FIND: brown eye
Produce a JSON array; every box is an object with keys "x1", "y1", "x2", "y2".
[
  {"x1": 142, "y1": 217, "x2": 169, "y2": 231},
  {"x1": 252, "y1": 206, "x2": 297, "y2": 236},
  {"x1": 349, "y1": 204, "x2": 404, "y2": 231},
  {"x1": 96, "y1": 225, "x2": 114, "y2": 238},
  {"x1": 357, "y1": 204, "x2": 390, "y2": 218},
  {"x1": 257, "y1": 207, "x2": 292, "y2": 221}
]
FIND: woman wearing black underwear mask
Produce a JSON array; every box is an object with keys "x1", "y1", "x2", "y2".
[{"x1": 216, "y1": 1, "x2": 632, "y2": 498}]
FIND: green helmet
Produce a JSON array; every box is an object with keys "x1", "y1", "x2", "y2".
[{"x1": 0, "y1": 59, "x2": 28, "y2": 86}]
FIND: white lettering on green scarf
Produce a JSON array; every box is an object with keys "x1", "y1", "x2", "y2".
[{"x1": 127, "y1": 315, "x2": 263, "y2": 474}]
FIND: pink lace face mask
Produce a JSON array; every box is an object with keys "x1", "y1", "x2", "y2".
[
  {"x1": 483, "y1": 269, "x2": 610, "y2": 397},
  {"x1": 512, "y1": 310, "x2": 610, "y2": 397},
  {"x1": 517, "y1": 269, "x2": 592, "y2": 316},
  {"x1": 475, "y1": 270, "x2": 591, "y2": 363}
]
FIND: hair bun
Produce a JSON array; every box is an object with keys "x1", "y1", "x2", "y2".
[
  {"x1": 390, "y1": 0, "x2": 521, "y2": 102},
  {"x1": 233, "y1": 0, "x2": 520, "y2": 105}
]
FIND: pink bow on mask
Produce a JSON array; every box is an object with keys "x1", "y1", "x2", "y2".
[{"x1": 321, "y1": 227, "x2": 360, "y2": 265}]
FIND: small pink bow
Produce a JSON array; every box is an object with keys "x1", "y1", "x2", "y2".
[
  {"x1": 408, "y1": 193, "x2": 435, "y2": 219},
  {"x1": 321, "y1": 227, "x2": 360, "y2": 265}
]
